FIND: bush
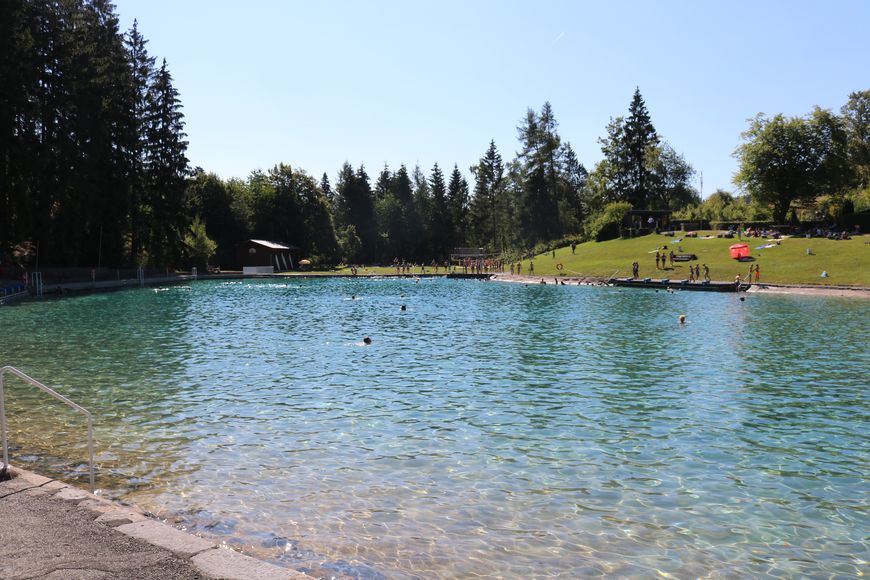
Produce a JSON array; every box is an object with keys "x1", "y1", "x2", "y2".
[
  {"x1": 529, "y1": 235, "x2": 583, "y2": 258},
  {"x1": 585, "y1": 202, "x2": 632, "y2": 242}
]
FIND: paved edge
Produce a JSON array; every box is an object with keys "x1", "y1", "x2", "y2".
[{"x1": 3, "y1": 465, "x2": 311, "y2": 579}]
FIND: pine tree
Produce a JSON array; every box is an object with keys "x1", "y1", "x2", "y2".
[
  {"x1": 559, "y1": 142, "x2": 588, "y2": 232},
  {"x1": 428, "y1": 163, "x2": 449, "y2": 258},
  {"x1": 334, "y1": 163, "x2": 376, "y2": 261},
  {"x1": 124, "y1": 19, "x2": 155, "y2": 262},
  {"x1": 411, "y1": 164, "x2": 431, "y2": 259},
  {"x1": 320, "y1": 172, "x2": 333, "y2": 205},
  {"x1": 447, "y1": 164, "x2": 469, "y2": 249},
  {"x1": 623, "y1": 87, "x2": 659, "y2": 209},
  {"x1": 469, "y1": 140, "x2": 505, "y2": 250},
  {"x1": 516, "y1": 103, "x2": 562, "y2": 243},
  {"x1": 374, "y1": 163, "x2": 391, "y2": 201},
  {"x1": 143, "y1": 58, "x2": 189, "y2": 266},
  {"x1": 596, "y1": 116, "x2": 628, "y2": 203},
  {"x1": 391, "y1": 164, "x2": 419, "y2": 259}
]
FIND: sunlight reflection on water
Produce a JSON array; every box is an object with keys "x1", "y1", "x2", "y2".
[{"x1": 1, "y1": 278, "x2": 868, "y2": 578}]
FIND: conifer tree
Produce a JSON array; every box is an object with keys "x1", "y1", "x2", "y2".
[
  {"x1": 447, "y1": 164, "x2": 469, "y2": 249},
  {"x1": 412, "y1": 164, "x2": 431, "y2": 259},
  {"x1": 374, "y1": 164, "x2": 391, "y2": 201},
  {"x1": 516, "y1": 103, "x2": 562, "y2": 243},
  {"x1": 623, "y1": 87, "x2": 659, "y2": 208},
  {"x1": 320, "y1": 172, "x2": 333, "y2": 204},
  {"x1": 143, "y1": 58, "x2": 189, "y2": 265},
  {"x1": 391, "y1": 164, "x2": 419, "y2": 258},
  {"x1": 125, "y1": 19, "x2": 156, "y2": 262},
  {"x1": 469, "y1": 140, "x2": 505, "y2": 250},
  {"x1": 428, "y1": 163, "x2": 449, "y2": 257}
]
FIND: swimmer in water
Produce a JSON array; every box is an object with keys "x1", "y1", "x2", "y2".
[
  {"x1": 400, "y1": 304, "x2": 406, "y2": 311},
  {"x1": 679, "y1": 314, "x2": 686, "y2": 324},
  {"x1": 363, "y1": 336, "x2": 372, "y2": 345}
]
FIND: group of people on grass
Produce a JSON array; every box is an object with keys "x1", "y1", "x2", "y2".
[
  {"x1": 655, "y1": 250, "x2": 675, "y2": 269},
  {"x1": 632, "y1": 259, "x2": 710, "y2": 282},
  {"x1": 510, "y1": 261, "x2": 534, "y2": 275}
]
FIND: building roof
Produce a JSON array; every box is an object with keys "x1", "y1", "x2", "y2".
[{"x1": 246, "y1": 239, "x2": 294, "y2": 250}]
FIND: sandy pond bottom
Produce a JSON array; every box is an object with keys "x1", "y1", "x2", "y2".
[{"x1": 1, "y1": 278, "x2": 867, "y2": 578}]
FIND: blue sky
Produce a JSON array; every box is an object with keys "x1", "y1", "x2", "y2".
[{"x1": 113, "y1": 0, "x2": 870, "y2": 197}]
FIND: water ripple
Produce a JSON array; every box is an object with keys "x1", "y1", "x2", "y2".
[{"x1": 0, "y1": 279, "x2": 867, "y2": 578}]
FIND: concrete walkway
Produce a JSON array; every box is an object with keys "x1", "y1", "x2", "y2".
[{"x1": 0, "y1": 467, "x2": 309, "y2": 580}]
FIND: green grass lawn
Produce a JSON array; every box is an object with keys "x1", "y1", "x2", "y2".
[
  {"x1": 527, "y1": 232, "x2": 870, "y2": 286},
  {"x1": 281, "y1": 232, "x2": 869, "y2": 286}
]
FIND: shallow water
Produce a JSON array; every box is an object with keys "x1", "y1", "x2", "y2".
[{"x1": 1, "y1": 278, "x2": 868, "y2": 578}]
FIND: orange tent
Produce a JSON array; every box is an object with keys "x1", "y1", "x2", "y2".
[{"x1": 729, "y1": 244, "x2": 749, "y2": 259}]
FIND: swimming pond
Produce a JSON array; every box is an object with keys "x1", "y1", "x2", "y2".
[{"x1": 1, "y1": 278, "x2": 867, "y2": 578}]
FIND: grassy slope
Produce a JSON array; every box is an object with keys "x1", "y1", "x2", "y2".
[
  {"x1": 529, "y1": 232, "x2": 870, "y2": 286},
  {"x1": 284, "y1": 232, "x2": 869, "y2": 286}
]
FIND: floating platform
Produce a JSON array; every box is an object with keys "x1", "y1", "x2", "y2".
[{"x1": 608, "y1": 277, "x2": 748, "y2": 292}]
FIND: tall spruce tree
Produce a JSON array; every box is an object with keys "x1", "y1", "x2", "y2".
[
  {"x1": 143, "y1": 58, "x2": 188, "y2": 266},
  {"x1": 469, "y1": 140, "x2": 505, "y2": 250},
  {"x1": 374, "y1": 164, "x2": 391, "y2": 201},
  {"x1": 623, "y1": 88, "x2": 659, "y2": 209},
  {"x1": 447, "y1": 164, "x2": 469, "y2": 249},
  {"x1": 428, "y1": 163, "x2": 449, "y2": 258},
  {"x1": 412, "y1": 164, "x2": 431, "y2": 259},
  {"x1": 334, "y1": 163, "x2": 376, "y2": 261},
  {"x1": 392, "y1": 164, "x2": 419, "y2": 259},
  {"x1": 124, "y1": 19, "x2": 155, "y2": 262},
  {"x1": 559, "y1": 142, "x2": 588, "y2": 233},
  {"x1": 516, "y1": 103, "x2": 562, "y2": 243},
  {"x1": 320, "y1": 172, "x2": 333, "y2": 204}
]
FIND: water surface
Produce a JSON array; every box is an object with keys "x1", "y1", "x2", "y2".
[{"x1": 1, "y1": 278, "x2": 867, "y2": 578}]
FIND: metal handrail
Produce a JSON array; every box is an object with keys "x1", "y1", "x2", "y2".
[{"x1": 0, "y1": 366, "x2": 95, "y2": 492}]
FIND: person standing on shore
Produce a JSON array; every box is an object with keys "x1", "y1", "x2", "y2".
[
  {"x1": 529, "y1": 261, "x2": 535, "y2": 275},
  {"x1": 754, "y1": 264, "x2": 760, "y2": 282},
  {"x1": 655, "y1": 252, "x2": 661, "y2": 269},
  {"x1": 702, "y1": 264, "x2": 710, "y2": 281}
]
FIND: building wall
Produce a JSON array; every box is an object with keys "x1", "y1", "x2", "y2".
[{"x1": 236, "y1": 242, "x2": 277, "y2": 268}]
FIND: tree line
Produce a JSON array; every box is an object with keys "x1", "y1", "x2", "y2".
[
  {"x1": 188, "y1": 91, "x2": 699, "y2": 267},
  {"x1": 3, "y1": 1, "x2": 868, "y2": 271},
  {"x1": 1, "y1": 0, "x2": 187, "y2": 268}
]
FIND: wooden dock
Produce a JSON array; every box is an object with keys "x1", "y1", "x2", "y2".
[{"x1": 608, "y1": 277, "x2": 748, "y2": 292}]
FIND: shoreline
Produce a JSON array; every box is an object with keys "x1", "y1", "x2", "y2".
[
  {"x1": 746, "y1": 283, "x2": 870, "y2": 298},
  {"x1": 3, "y1": 271, "x2": 869, "y2": 304},
  {"x1": 1, "y1": 465, "x2": 311, "y2": 579},
  {"x1": 487, "y1": 273, "x2": 870, "y2": 298}
]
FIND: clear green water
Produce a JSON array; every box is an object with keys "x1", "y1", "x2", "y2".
[{"x1": 1, "y1": 278, "x2": 867, "y2": 578}]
